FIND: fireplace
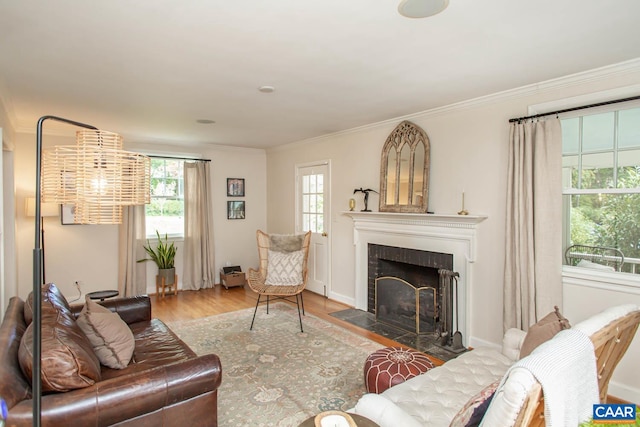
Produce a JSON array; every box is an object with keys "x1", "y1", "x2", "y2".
[
  {"x1": 369, "y1": 244, "x2": 455, "y2": 336},
  {"x1": 375, "y1": 276, "x2": 437, "y2": 334},
  {"x1": 345, "y1": 211, "x2": 487, "y2": 347}
]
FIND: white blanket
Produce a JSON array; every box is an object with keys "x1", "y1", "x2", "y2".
[{"x1": 504, "y1": 328, "x2": 599, "y2": 426}]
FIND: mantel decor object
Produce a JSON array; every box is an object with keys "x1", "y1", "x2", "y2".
[
  {"x1": 353, "y1": 188, "x2": 378, "y2": 212},
  {"x1": 379, "y1": 120, "x2": 430, "y2": 213},
  {"x1": 457, "y1": 191, "x2": 468, "y2": 215}
]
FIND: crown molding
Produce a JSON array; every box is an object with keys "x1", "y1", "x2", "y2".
[{"x1": 269, "y1": 58, "x2": 640, "y2": 153}]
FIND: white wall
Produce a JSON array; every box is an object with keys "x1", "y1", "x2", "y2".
[
  {"x1": 12, "y1": 133, "x2": 266, "y2": 300},
  {"x1": 1, "y1": 98, "x2": 17, "y2": 318},
  {"x1": 266, "y1": 61, "x2": 640, "y2": 401}
]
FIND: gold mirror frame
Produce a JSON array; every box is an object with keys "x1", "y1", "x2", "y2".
[{"x1": 379, "y1": 120, "x2": 430, "y2": 213}]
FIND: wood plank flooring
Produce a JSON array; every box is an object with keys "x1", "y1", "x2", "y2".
[{"x1": 151, "y1": 284, "x2": 443, "y2": 364}]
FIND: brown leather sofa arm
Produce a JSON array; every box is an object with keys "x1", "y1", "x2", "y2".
[
  {"x1": 70, "y1": 295, "x2": 152, "y2": 324},
  {"x1": 6, "y1": 354, "x2": 222, "y2": 427}
]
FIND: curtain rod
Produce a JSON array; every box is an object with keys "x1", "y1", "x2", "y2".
[
  {"x1": 508, "y1": 95, "x2": 640, "y2": 123},
  {"x1": 150, "y1": 155, "x2": 211, "y2": 162}
]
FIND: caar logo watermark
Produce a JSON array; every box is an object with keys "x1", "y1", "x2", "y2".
[{"x1": 593, "y1": 404, "x2": 637, "y2": 424}]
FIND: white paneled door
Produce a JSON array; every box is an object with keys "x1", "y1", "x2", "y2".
[{"x1": 296, "y1": 162, "x2": 330, "y2": 296}]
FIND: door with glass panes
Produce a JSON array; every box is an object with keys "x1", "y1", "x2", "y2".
[{"x1": 296, "y1": 162, "x2": 330, "y2": 296}]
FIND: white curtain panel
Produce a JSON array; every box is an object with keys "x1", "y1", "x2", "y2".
[
  {"x1": 504, "y1": 119, "x2": 562, "y2": 332},
  {"x1": 117, "y1": 205, "x2": 147, "y2": 296},
  {"x1": 183, "y1": 161, "x2": 215, "y2": 290}
]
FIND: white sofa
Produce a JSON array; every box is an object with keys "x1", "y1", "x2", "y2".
[{"x1": 353, "y1": 304, "x2": 640, "y2": 427}]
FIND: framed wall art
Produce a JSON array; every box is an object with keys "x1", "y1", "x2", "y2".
[
  {"x1": 227, "y1": 200, "x2": 245, "y2": 219},
  {"x1": 61, "y1": 205, "x2": 77, "y2": 225},
  {"x1": 227, "y1": 178, "x2": 245, "y2": 197}
]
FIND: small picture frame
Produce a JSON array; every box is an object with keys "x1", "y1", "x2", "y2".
[
  {"x1": 61, "y1": 204, "x2": 77, "y2": 225},
  {"x1": 227, "y1": 178, "x2": 245, "y2": 197},
  {"x1": 227, "y1": 201, "x2": 245, "y2": 220}
]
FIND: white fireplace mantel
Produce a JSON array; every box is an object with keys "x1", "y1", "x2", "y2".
[
  {"x1": 344, "y1": 211, "x2": 487, "y2": 346},
  {"x1": 344, "y1": 211, "x2": 487, "y2": 229}
]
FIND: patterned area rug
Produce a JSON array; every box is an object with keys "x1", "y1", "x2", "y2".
[{"x1": 168, "y1": 303, "x2": 383, "y2": 427}]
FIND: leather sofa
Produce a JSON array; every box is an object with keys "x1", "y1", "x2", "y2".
[{"x1": 0, "y1": 284, "x2": 222, "y2": 427}]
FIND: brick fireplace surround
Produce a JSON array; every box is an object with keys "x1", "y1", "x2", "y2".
[{"x1": 345, "y1": 211, "x2": 487, "y2": 347}]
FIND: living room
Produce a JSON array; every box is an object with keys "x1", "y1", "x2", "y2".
[{"x1": 2, "y1": 1, "x2": 640, "y2": 425}]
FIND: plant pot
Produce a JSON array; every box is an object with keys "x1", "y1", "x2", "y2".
[{"x1": 158, "y1": 268, "x2": 176, "y2": 285}]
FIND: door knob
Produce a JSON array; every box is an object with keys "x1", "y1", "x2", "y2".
[{"x1": 322, "y1": 232, "x2": 328, "y2": 237}]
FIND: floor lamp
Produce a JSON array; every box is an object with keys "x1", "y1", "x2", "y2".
[
  {"x1": 33, "y1": 116, "x2": 150, "y2": 427},
  {"x1": 25, "y1": 198, "x2": 58, "y2": 284}
]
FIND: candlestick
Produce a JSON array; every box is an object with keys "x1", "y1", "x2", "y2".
[{"x1": 457, "y1": 191, "x2": 468, "y2": 215}]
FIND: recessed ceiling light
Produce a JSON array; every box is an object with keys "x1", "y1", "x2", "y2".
[
  {"x1": 398, "y1": 0, "x2": 449, "y2": 18},
  {"x1": 196, "y1": 119, "x2": 215, "y2": 124},
  {"x1": 258, "y1": 86, "x2": 275, "y2": 93}
]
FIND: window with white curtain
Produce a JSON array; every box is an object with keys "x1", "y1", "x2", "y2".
[
  {"x1": 562, "y1": 105, "x2": 640, "y2": 274},
  {"x1": 145, "y1": 158, "x2": 184, "y2": 238}
]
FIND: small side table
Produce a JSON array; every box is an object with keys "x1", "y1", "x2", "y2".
[
  {"x1": 156, "y1": 274, "x2": 178, "y2": 298},
  {"x1": 86, "y1": 290, "x2": 119, "y2": 302}
]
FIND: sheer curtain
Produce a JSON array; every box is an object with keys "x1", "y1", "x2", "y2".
[
  {"x1": 118, "y1": 205, "x2": 147, "y2": 296},
  {"x1": 183, "y1": 161, "x2": 215, "y2": 290},
  {"x1": 504, "y1": 119, "x2": 562, "y2": 332}
]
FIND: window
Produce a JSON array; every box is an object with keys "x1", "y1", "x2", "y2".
[
  {"x1": 562, "y1": 106, "x2": 640, "y2": 274},
  {"x1": 146, "y1": 158, "x2": 184, "y2": 237},
  {"x1": 301, "y1": 172, "x2": 324, "y2": 233}
]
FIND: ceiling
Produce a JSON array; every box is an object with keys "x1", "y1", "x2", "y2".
[{"x1": 1, "y1": 0, "x2": 640, "y2": 149}]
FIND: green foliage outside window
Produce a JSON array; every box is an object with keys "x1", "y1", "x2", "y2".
[
  {"x1": 146, "y1": 158, "x2": 184, "y2": 237},
  {"x1": 564, "y1": 107, "x2": 640, "y2": 272}
]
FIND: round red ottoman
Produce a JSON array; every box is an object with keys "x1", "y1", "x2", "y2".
[{"x1": 364, "y1": 346, "x2": 435, "y2": 394}]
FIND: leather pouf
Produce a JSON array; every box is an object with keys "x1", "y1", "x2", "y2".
[{"x1": 364, "y1": 346, "x2": 435, "y2": 393}]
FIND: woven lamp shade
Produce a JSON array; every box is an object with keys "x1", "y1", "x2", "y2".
[{"x1": 41, "y1": 130, "x2": 150, "y2": 224}]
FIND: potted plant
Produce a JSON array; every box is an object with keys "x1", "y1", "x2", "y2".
[{"x1": 137, "y1": 230, "x2": 177, "y2": 285}]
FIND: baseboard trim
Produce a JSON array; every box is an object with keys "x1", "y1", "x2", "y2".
[
  {"x1": 607, "y1": 381, "x2": 639, "y2": 404},
  {"x1": 327, "y1": 291, "x2": 355, "y2": 308}
]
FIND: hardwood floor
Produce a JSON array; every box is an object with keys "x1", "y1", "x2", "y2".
[{"x1": 150, "y1": 284, "x2": 443, "y2": 363}]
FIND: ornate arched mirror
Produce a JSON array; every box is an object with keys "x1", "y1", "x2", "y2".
[{"x1": 379, "y1": 120, "x2": 430, "y2": 213}]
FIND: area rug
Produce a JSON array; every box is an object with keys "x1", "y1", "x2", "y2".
[{"x1": 168, "y1": 303, "x2": 384, "y2": 427}]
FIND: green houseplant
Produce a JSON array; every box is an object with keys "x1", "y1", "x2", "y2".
[{"x1": 138, "y1": 230, "x2": 177, "y2": 285}]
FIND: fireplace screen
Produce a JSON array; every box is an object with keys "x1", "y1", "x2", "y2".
[{"x1": 375, "y1": 276, "x2": 437, "y2": 334}]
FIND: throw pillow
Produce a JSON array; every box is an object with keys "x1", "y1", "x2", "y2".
[
  {"x1": 519, "y1": 306, "x2": 571, "y2": 358},
  {"x1": 77, "y1": 299, "x2": 135, "y2": 369},
  {"x1": 19, "y1": 309, "x2": 101, "y2": 392},
  {"x1": 265, "y1": 249, "x2": 304, "y2": 286},
  {"x1": 24, "y1": 283, "x2": 72, "y2": 325},
  {"x1": 449, "y1": 379, "x2": 500, "y2": 427}
]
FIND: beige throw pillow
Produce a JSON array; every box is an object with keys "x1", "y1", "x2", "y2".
[
  {"x1": 77, "y1": 299, "x2": 135, "y2": 369},
  {"x1": 519, "y1": 306, "x2": 570, "y2": 358},
  {"x1": 265, "y1": 249, "x2": 304, "y2": 286}
]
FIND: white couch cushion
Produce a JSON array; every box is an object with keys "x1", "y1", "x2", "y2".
[
  {"x1": 502, "y1": 328, "x2": 526, "y2": 361},
  {"x1": 354, "y1": 347, "x2": 513, "y2": 427}
]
